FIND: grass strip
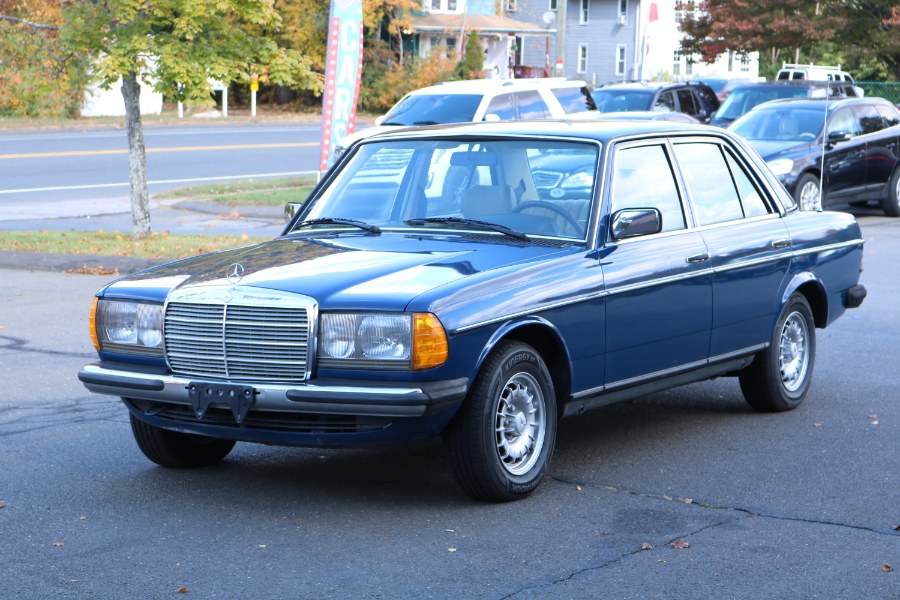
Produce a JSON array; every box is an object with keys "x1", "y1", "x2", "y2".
[
  {"x1": 0, "y1": 230, "x2": 269, "y2": 260},
  {"x1": 158, "y1": 176, "x2": 317, "y2": 206}
]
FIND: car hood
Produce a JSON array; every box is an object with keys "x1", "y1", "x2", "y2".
[
  {"x1": 745, "y1": 139, "x2": 814, "y2": 161},
  {"x1": 100, "y1": 234, "x2": 573, "y2": 312}
]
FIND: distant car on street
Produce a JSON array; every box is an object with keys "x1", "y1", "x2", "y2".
[
  {"x1": 79, "y1": 120, "x2": 867, "y2": 502},
  {"x1": 711, "y1": 81, "x2": 861, "y2": 127},
  {"x1": 590, "y1": 81, "x2": 720, "y2": 123},
  {"x1": 729, "y1": 96, "x2": 900, "y2": 215}
]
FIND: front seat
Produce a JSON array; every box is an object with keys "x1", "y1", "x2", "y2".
[{"x1": 462, "y1": 185, "x2": 515, "y2": 219}]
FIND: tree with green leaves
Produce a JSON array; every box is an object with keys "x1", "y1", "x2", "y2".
[
  {"x1": 456, "y1": 31, "x2": 485, "y2": 80},
  {"x1": 1, "y1": 1, "x2": 321, "y2": 238}
]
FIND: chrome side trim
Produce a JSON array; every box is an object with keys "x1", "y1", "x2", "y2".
[
  {"x1": 451, "y1": 289, "x2": 608, "y2": 334},
  {"x1": 570, "y1": 343, "x2": 767, "y2": 400},
  {"x1": 790, "y1": 238, "x2": 865, "y2": 258}
]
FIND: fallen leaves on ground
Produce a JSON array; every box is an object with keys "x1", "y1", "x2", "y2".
[
  {"x1": 0, "y1": 500, "x2": 5, "y2": 509},
  {"x1": 641, "y1": 543, "x2": 653, "y2": 550},
  {"x1": 65, "y1": 265, "x2": 120, "y2": 276},
  {"x1": 670, "y1": 540, "x2": 690, "y2": 549},
  {"x1": 883, "y1": 563, "x2": 894, "y2": 572},
  {"x1": 52, "y1": 541, "x2": 64, "y2": 548},
  {"x1": 177, "y1": 586, "x2": 189, "y2": 593}
]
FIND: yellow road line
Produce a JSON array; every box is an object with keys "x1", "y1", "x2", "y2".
[{"x1": 0, "y1": 142, "x2": 318, "y2": 160}]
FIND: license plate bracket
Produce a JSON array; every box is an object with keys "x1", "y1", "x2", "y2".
[{"x1": 188, "y1": 382, "x2": 256, "y2": 424}]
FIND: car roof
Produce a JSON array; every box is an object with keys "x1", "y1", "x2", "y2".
[
  {"x1": 751, "y1": 97, "x2": 884, "y2": 111},
  {"x1": 594, "y1": 81, "x2": 709, "y2": 92},
  {"x1": 408, "y1": 78, "x2": 588, "y2": 96},
  {"x1": 730, "y1": 80, "x2": 854, "y2": 92},
  {"x1": 361, "y1": 118, "x2": 720, "y2": 145}
]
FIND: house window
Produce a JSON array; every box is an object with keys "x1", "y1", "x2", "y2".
[
  {"x1": 618, "y1": 0, "x2": 628, "y2": 19},
  {"x1": 686, "y1": 56, "x2": 695, "y2": 76},
  {"x1": 673, "y1": 51, "x2": 681, "y2": 76},
  {"x1": 740, "y1": 53, "x2": 750, "y2": 72},
  {"x1": 446, "y1": 36, "x2": 457, "y2": 54},
  {"x1": 580, "y1": 0, "x2": 589, "y2": 24},
  {"x1": 577, "y1": 44, "x2": 588, "y2": 74},
  {"x1": 427, "y1": 0, "x2": 458, "y2": 11},
  {"x1": 549, "y1": 0, "x2": 557, "y2": 10},
  {"x1": 506, "y1": 0, "x2": 517, "y2": 11},
  {"x1": 616, "y1": 44, "x2": 626, "y2": 77}
]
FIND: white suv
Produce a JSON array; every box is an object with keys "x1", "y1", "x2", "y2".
[
  {"x1": 335, "y1": 79, "x2": 595, "y2": 157},
  {"x1": 776, "y1": 63, "x2": 855, "y2": 83}
]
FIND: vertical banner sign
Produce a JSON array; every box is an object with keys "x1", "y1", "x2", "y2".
[{"x1": 319, "y1": 0, "x2": 364, "y2": 171}]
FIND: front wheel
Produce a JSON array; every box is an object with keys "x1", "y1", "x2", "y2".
[
  {"x1": 881, "y1": 169, "x2": 900, "y2": 217},
  {"x1": 739, "y1": 294, "x2": 816, "y2": 412},
  {"x1": 447, "y1": 341, "x2": 557, "y2": 502},
  {"x1": 130, "y1": 413, "x2": 235, "y2": 468}
]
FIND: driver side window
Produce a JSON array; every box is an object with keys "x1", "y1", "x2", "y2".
[{"x1": 610, "y1": 144, "x2": 686, "y2": 233}]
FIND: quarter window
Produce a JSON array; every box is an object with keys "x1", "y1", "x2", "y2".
[
  {"x1": 673, "y1": 143, "x2": 745, "y2": 225},
  {"x1": 611, "y1": 145, "x2": 686, "y2": 233},
  {"x1": 853, "y1": 104, "x2": 886, "y2": 135}
]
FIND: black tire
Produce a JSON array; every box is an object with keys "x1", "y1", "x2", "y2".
[
  {"x1": 793, "y1": 173, "x2": 821, "y2": 211},
  {"x1": 880, "y1": 168, "x2": 900, "y2": 217},
  {"x1": 447, "y1": 341, "x2": 557, "y2": 502},
  {"x1": 130, "y1": 413, "x2": 235, "y2": 468},
  {"x1": 739, "y1": 294, "x2": 816, "y2": 412}
]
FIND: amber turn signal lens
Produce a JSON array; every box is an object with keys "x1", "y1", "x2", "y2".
[
  {"x1": 411, "y1": 312, "x2": 448, "y2": 370},
  {"x1": 89, "y1": 297, "x2": 100, "y2": 351}
]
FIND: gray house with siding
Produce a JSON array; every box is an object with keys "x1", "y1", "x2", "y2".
[{"x1": 511, "y1": 0, "x2": 641, "y2": 84}]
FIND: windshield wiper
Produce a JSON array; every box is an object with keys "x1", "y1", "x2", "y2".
[
  {"x1": 405, "y1": 217, "x2": 529, "y2": 241},
  {"x1": 293, "y1": 217, "x2": 381, "y2": 234}
]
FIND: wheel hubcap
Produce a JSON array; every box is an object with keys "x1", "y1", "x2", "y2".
[
  {"x1": 779, "y1": 311, "x2": 809, "y2": 392},
  {"x1": 495, "y1": 372, "x2": 546, "y2": 476},
  {"x1": 799, "y1": 181, "x2": 820, "y2": 211}
]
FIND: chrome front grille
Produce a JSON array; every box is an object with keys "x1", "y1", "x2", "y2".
[{"x1": 164, "y1": 289, "x2": 314, "y2": 383}]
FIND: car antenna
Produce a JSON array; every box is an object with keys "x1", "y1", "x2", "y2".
[{"x1": 816, "y1": 81, "x2": 830, "y2": 212}]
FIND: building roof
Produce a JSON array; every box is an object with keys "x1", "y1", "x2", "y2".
[{"x1": 411, "y1": 13, "x2": 551, "y2": 36}]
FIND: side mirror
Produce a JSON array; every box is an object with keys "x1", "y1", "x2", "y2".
[
  {"x1": 284, "y1": 202, "x2": 302, "y2": 223},
  {"x1": 827, "y1": 131, "x2": 852, "y2": 146},
  {"x1": 611, "y1": 208, "x2": 662, "y2": 240}
]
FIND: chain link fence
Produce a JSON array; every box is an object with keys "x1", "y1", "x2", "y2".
[{"x1": 856, "y1": 82, "x2": 900, "y2": 103}]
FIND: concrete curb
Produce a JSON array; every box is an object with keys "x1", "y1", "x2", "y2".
[{"x1": 0, "y1": 250, "x2": 167, "y2": 275}]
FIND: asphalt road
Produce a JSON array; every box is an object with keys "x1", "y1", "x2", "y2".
[
  {"x1": 0, "y1": 213, "x2": 897, "y2": 599},
  {"x1": 0, "y1": 123, "x2": 323, "y2": 221}
]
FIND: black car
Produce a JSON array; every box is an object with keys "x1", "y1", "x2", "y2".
[
  {"x1": 711, "y1": 81, "x2": 860, "y2": 127},
  {"x1": 729, "y1": 97, "x2": 900, "y2": 215},
  {"x1": 590, "y1": 81, "x2": 720, "y2": 123}
]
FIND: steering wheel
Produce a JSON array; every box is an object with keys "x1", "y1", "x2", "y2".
[{"x1": 513, "y1": 201, "x2": 583, "y2": 236}]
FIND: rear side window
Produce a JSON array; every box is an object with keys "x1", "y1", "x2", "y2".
[
  {"x1": 854, "y1": 104, "x2": 887, "y2": 135},
  {"x1": 515, "y1": 90, "x2": 551, "y2": 119},
  {"x1": 611, "y1": 144, "x2": 686, "y2": 232},
  {"x1": 484, "y1": 93, "x2": 516, "y2": 120},
  {"x1": 673, "y1": 142, "x2": 745, "y2": 226},
  {"x1": 552, "y1": 86, "x2": 596, "y2": 113},
  {"x1": 877, "y1": 104, "x2": 900, "y2": 128}
]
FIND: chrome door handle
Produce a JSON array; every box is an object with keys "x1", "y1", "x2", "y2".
[
  {"x1": 686, "y1": 253, "x2": 710, "y2": 263},
  {"x1": 771, "y1": 239, "x2": 792, "y2": 249}
]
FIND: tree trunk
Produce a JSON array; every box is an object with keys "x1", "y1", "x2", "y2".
[{"x1": 121, "y1": 72, "x2": 151, "y2": 238}]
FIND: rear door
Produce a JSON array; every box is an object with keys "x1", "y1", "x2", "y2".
[
  {"x1": 854, "y1": 102, "x2": 897, "y2": 194},
  {"x1": 671, "y1": 139, "x2": 792, "y2": 357},
  {"x1": 823, "y1": 106, "x2": 867, "y2": 203}
]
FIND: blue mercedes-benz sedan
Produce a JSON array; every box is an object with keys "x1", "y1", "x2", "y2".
[{"x1": 79, "y1": 120, "x2": 866, "y2": 501}]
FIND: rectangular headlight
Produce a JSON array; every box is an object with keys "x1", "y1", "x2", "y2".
[
  {"x1": 94, "y1": 300, "x2": 164, "y2": 355},
  {"x1": 318, "y1": 312, "x2": 447, "y2": 370}
]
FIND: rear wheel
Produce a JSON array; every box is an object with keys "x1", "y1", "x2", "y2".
[
  {"x1": 130, "y1": 413, "x2": 235, "y2": 468},
  {"x1": 881, "y1": 169, "x2": 900, "y2": 217},
  {"x1": 447, "y1": 341, "x2": 557, "y2": 502},
  {"x1": 794, "y1": 174, "x2": 821, "y2": 211},
  {"x1": 739, "y1": 294, "x2": 816, "y2": 412}
]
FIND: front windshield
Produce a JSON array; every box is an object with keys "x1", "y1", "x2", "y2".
[
  {"x1": 381, "y1": 94, "x2": 483, "y2": 125},
  {"x1": 590, "y1": 89, "x2": 654, "y2": 112},
  {"x1": 717, "y1": 87, "x2": 809, "y2": 120},
  {"x1": 731, "y1": 107, "x2": 825, "y2": 142},
  {"x1": 292, "y1": 138, "x2": 601, "y2": 241}
]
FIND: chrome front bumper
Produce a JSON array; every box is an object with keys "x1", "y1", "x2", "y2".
[{"x1": 78, "y1": 363, "x2": 467, "y2": 418}]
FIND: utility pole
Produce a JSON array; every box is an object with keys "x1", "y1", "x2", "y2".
[{"x1": 555, "y1": 0, "x2": 567, "y2": 76}]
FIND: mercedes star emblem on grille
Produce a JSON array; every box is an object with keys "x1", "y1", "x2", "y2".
[{"x1": 226, "y1": 263, "x2": 245, "y2": 285}]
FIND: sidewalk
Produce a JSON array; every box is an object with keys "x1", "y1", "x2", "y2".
[{"x1": 0, "y1": 200, "x2": 287, "y2": 274}]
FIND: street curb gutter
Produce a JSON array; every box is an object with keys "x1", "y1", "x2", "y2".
[{"x1": 0, "y1": 250, "x2": 166, "y2": 275}]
